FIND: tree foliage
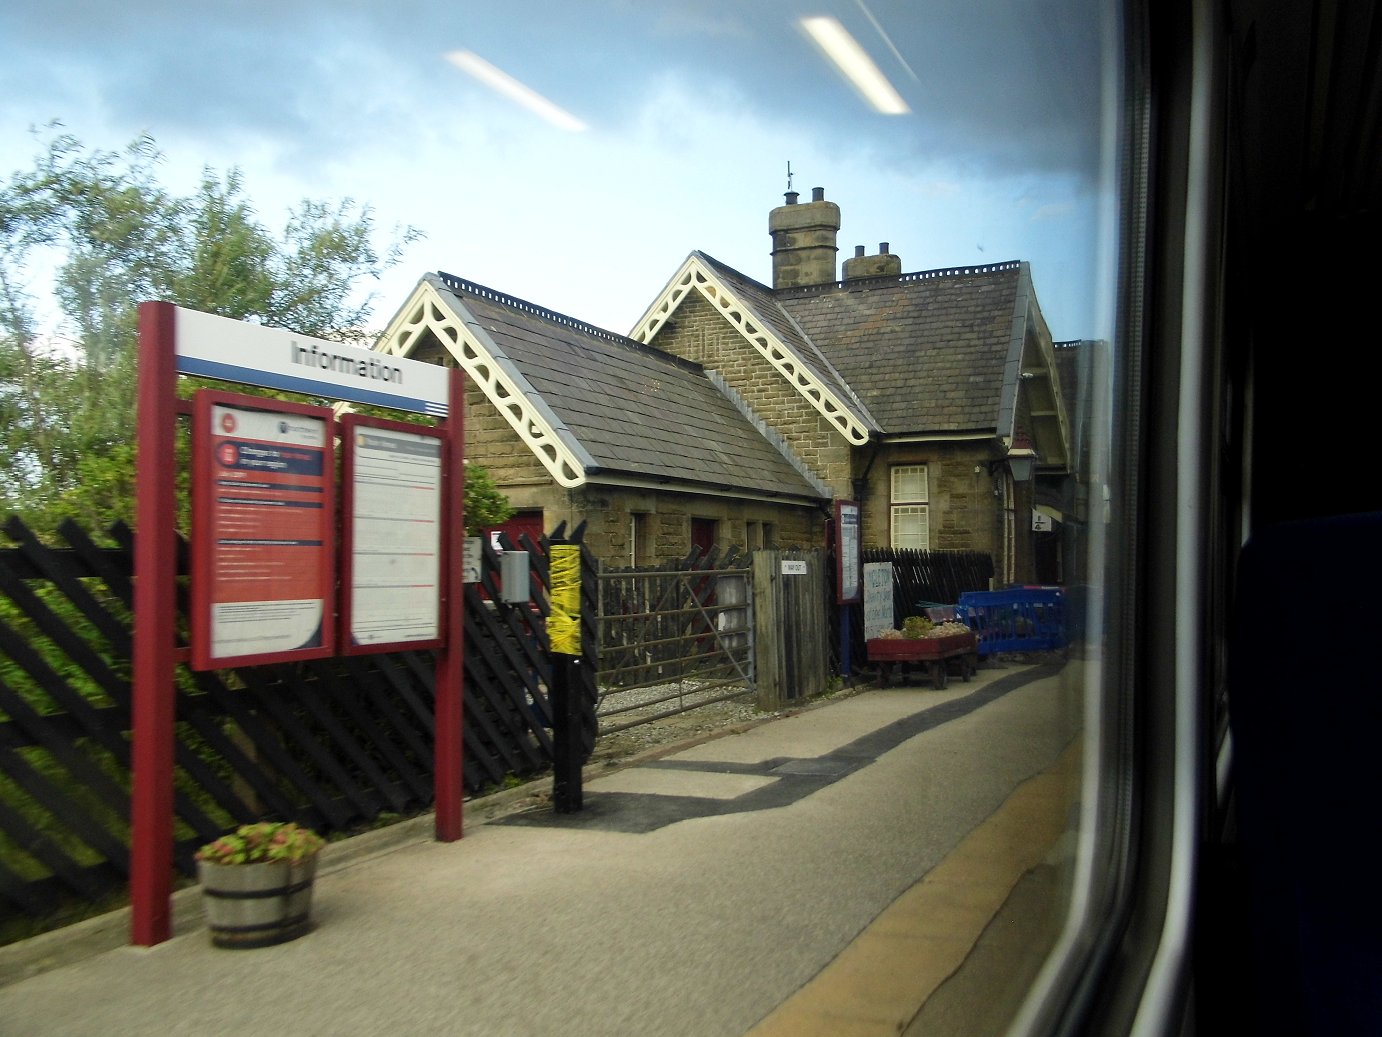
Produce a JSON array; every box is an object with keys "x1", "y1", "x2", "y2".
[
  {"x1": 0, "y1": 125, "x2": 424, "y2": 531},
  {"x1": 464, "y1": 463, "x2": 516, "y2": 535}
]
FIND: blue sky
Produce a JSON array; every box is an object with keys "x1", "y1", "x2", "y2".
[{"x1": 0, "y1": 1, "x2": 1119, "y2": 342}]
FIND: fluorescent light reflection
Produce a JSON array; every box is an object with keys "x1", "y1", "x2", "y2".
[
  {"x1": 800, "y1": 16, "x2": 909, "y2": 115},
  {"x1": 444, "y1": 50, "x2": 588, "y2": 132},
  {"x1": 852, "y1": 0, "x2": 919, "y2": 82}
]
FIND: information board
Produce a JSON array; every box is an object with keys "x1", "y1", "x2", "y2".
[
  {"x1": 835, "y1": 500, "x2": 861, "y2": 603},
  {"x1": 340, "y1": 415, "x2": 445, "y2": 652},
  {"x1": 191, "y1": 391, "x2": 335, "y2": 669}
]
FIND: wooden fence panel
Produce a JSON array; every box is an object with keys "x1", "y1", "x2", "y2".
[
  {"x1": 753, "y1": 549, "x2": 828, "y2": 710},
  {"x1": 0, "y1": 515, "x2": 598, "y2": 940}
]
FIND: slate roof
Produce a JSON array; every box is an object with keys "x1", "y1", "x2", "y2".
[
  {"x1": 692, "y1": 253, "x2": 881, "y2": 433},
  {"x1": 773, "y1": 263, "x2": 1024, "y2": 436},
  {"x1": 428, "y1": 273, "x2": 827, "y2": 501}
]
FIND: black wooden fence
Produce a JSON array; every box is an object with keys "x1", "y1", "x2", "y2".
[
  {"x1": 0, "y1": 515, "x2": 596, "y2": 940},
  {"x1": 863, "y1": 547, "x2": 995, "y2": 611}
]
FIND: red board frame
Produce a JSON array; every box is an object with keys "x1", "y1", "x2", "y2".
[
  {"x1": 190, "y1": 389, "x2": 336, "y2": 670},
  {"x1": 340, "y1": 413, "x2": 447, "y2": 654}
]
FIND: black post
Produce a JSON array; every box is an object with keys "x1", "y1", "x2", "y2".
[
  {"x1": 547, "y1": 538, "x2": 584, "y2": 813},
  {"x1": 551, "y1": 655, "x2": 583, "y2": 813}
]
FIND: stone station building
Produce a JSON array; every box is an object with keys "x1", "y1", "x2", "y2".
[{"x1": 371, "y1": 190, "x2": 1074, "y2": 582}]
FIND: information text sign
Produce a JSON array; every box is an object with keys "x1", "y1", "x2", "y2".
[
  {"x1": 863, "y1": 562, "x2": 896, "y2": 639},
  {"x1": 341, "y1": 415, "x2": 445, "y2": 652},
  {"x1": 174, "y1": 306, "x2": 449, "y2": 417},
  {"x1": 191, "y1": 391, "x2": 335, "y2": 669}
]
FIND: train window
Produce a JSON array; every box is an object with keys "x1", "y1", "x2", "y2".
[{"x1": 0, "y1": 2, "x2": 1195, "y2": 1035}]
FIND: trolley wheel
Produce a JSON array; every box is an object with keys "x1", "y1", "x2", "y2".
[
  {"x1": 961, "y1": 654, "x2": 975, "y2": 682},
  {"x1": 929, "y1": 660, "x2": 948, "y2": 689}
]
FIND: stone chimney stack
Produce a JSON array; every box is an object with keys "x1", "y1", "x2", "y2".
[
  {"x1": 842, "y1": 242, "x2": 903, "y2": 281},
  {"x1": 769, "y1": 186, "x2": 841, "y2": 288}
]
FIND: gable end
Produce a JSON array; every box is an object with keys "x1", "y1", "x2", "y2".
[
  {"x1": 374, "y1": 278, "x2": 589, "y2": 488},
  {"x1": 631, "y1": 255, "x2": 872, "y2": 447}
]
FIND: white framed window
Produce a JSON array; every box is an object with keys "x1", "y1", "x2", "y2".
[{"x1": 890, "y1": 464, "x2": 930, "y2": 549}]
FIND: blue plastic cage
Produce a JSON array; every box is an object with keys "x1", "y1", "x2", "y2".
[{"x1": 955, "y1": 587, "x2": 1066, "y2": 656}]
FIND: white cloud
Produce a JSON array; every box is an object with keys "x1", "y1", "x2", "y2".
[{"x1": 0, "y1": 1, "x2": 1116, "y2": 344}]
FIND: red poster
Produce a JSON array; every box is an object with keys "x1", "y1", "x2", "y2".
[{"x1": 191, "y1": 390, "x2": 335, "y2": 669}]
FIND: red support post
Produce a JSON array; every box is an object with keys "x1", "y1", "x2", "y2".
[
  {"x1": 130, "y1": 302, "x2": 179, "y2": 945},
  {"x1": 434, "y1": 366, "x2": 466, "y2": 841}
]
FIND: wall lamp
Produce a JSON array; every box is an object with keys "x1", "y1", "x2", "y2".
[{"x1": 986, "y1": 454, "x2": 1037, "y2": 482}]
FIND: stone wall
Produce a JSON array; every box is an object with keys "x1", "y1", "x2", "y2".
[
  {"x1": 569, "y1": 487, "x2": 821, "y2": 565},
  {"x1": 653, "y1": 292, "x2": 855, "y2": 496},
  {"x1": 463, "y1": 382, "x2": 564, "y2": 518},
  {"x1": 857, "y1": 441, "x2": 1005, "y2": 560}
]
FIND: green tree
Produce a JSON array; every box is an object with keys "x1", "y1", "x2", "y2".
[
  {"x1": 0, "y1": 125, "x2": 422, "y2": 531},
  {"x1": 464, "y1": 463, "x2": 516, "y2": 534}
]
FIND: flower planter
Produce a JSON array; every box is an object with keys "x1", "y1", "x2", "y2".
[{"x1": 199, "y1": 856, "x2": 318, "y2": 949}]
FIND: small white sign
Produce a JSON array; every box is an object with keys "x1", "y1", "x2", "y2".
[
  {"x1": 174, "y1": 306, "x2": 450, "y2": 417},
  {"x1": 1032, "y1": 509, "x2": 1054, "y2": 532},
  {"x1": 463, "y1": 537, "x2": 483, "y2": 583},
  {"x1": 781, "y1": 560, "x2": 808, "y2": 576}
]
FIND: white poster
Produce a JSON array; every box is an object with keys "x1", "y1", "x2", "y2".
[
  {"x1": 348, "y1": 426, "x2": 444, "y2": 646},
  {"x1": 863, "y1": 562, "x2": 895, "y2": 640}
]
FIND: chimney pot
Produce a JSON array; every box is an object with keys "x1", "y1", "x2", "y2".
[
  {"x1": 842, "y1": 237, "x2": 903, "y2": 282},
  {"x1": 812, "y1": 186, "x2": 825, "y2": 202},
  {"x1": 784, "y1": 191, "x2": 799, "y2": 205}
]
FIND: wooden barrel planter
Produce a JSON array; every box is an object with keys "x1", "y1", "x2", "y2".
[{"x1": 199, "y1": 856, "x2": 318, "y2": 949}]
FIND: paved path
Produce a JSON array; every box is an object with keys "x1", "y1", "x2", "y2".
[{"x1": 0, "y1": 662, "x2": 1080, "y2": 1036}]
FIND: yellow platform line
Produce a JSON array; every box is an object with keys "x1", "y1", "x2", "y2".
[{"x1": 746, "y1": 740, "x2": 1081, "y2": 1037}]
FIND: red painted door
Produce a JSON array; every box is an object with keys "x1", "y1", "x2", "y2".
[
  {"x1": 690, "y1": 517, "x2": 717, "y2": 559},
  {"x1": 485, "y1": 509, "x2": 544, "y2": 551}
]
